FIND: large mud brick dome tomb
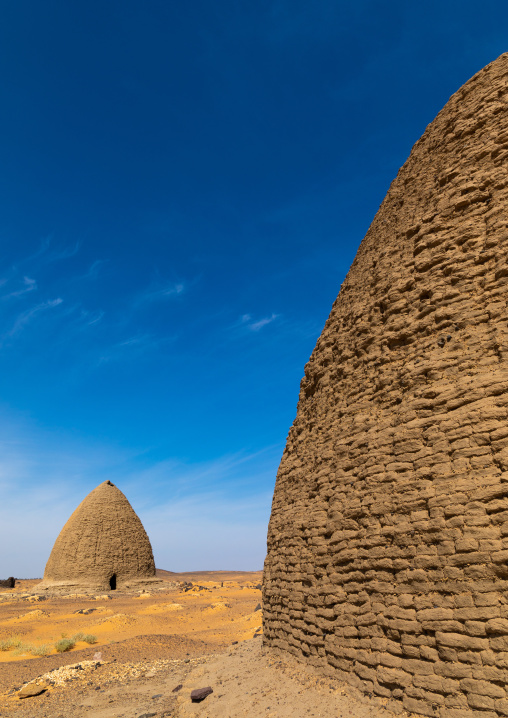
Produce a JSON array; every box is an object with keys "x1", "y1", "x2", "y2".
[
  {"x1": 263, "y1": 54, "x2": 508, "y2": 718},
  {"x1": 41, "y1": 481, "x2": 158, "y2": 592}
]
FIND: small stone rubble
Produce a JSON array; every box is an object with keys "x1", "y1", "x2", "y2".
[
  {"x1": 190, "y1": 685, "x2": 213, "y2": 702},
  {"x1": 9, "y1": 654, "x2": 216, "y2": 704},
  {"x1": 17, "y1": 660, "x2": 102, "y2": 695},
  {"x1": 181, "y1": 582, "x2": 212, "y2": 593}
]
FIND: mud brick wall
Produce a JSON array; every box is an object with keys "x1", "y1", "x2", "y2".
[
  {"x1": 42, "y1": 481, "x2": 157, "y2": 592},
  {"x1": 263, "y1": 53, "x2": 508, "y2": 718}
]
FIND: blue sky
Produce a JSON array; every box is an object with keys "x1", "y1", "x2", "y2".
[{"x1": 1, "y1": 1, "x2": 507, "y2": 576}]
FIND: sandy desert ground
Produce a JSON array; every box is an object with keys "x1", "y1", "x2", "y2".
[{"x1": 0, "y1": 571, "x2": 413, "y2": 718}]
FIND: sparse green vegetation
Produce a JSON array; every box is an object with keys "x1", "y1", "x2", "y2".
[
  {"x1": 0, "y1": 636, "x2": 23, "y2": 651},
  {"x1": 30, "y1": 644, "x2": 52, "y2": 656},
  {"x1": 12, "y1": 643, "x2": 35, "y2": 656},
  {"x1": 82, "y1": 634, "x2": 97, "y2": 644},
  {"x1": 0, "y1": 636, "x2": 52, "y2": 656},
  {"x1": 54, "y1": 638, "x2": 75, "y2": 653},
  {"x1": 0, "y1": 630, "x2": 98, "y2": 656}
]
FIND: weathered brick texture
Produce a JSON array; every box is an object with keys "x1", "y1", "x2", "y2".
[
  {"x1": 41, "y1": 481, "x2": 159, "y2": 591},
  {"x1": 263, "y1": 53, "x2": 508, "y2": 718}
]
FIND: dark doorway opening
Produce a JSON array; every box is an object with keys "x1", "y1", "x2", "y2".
[{"x1": 109, "y1": 574, "x2": 117, "y2": 590}]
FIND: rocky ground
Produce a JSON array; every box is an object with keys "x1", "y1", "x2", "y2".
[
  {"x1": 0, "y1": 638, "x2": 417, "y2": 718},
  {"x1": 0, "y1": 572, "x2": 417, "y2": 718}
]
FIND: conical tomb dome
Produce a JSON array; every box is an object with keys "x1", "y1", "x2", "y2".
[
  {"x1": 264, "y1": 53, "x2": 508, "y2": 715},
  {"x1": 42, "y1": 481, "x2": 157, "y2": 591}
]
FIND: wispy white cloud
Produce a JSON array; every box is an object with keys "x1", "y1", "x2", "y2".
[
  {"x1": 142, "y1": 493, "x2": 270, "y2": 571},
  {"x1": 46, "y1": 241, "x2": 81, "y2": 263},
  {"x1": 95, "y1": 332, "x2": 174, "y2": 365},
  {"x1": 106, "y1": 447, "x2": 277, "y2": 571},
  {"x1": 22, "y1": 236, "x2": 51, "y2": 266},
  {"x1": 134, "y1": 278, "x2": 186, "y2": 307},
  {"x1": 82, "y1": 309, "x2": 104, "y2": 326},
  {"x1": 81, "y1": 259, "x2": 108, "y2": 280},
  {"x1": 6, "y1": 298, "x2": 63, "y2": 338},
  {"x1": 0, "y1": 240, "x2": 193, "y2": 376},
  {"x1": 240, "y1": 312, "x2": 279, "y2": 332},
  {"x1": 1, "y1": 276, "x2": 37, "y2": 300},
  {"x1": 122, "y1": 447, "x2": 278, "y2": 502},
  {"x1": 17, "y1": 236, "x2": 80, "y2": 269},
  {"x1": 0, "y1": 410, "x2": 277, "y2": 576}
]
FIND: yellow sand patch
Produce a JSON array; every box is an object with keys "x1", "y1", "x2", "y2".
[
  {"x1": 138, "y1": 602, "x2": 183, "y2": 614},
  {"x1": 94, "y1": 613, "x2": 137, "y2": 628},
  {"x1": 0, "y1": 570, "x2": 263, "y2": 662},
  {"x1": 58, "y1": 606, "x2": 113, "y2": 621},
  {"x1": 11, "y1": 610, "x2": 50, "y2": 622},
  {"x1": 244, "y1": 611, "x2": 262, "y2": 622}
]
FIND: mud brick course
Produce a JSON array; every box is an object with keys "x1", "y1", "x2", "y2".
[
  {"x1": 263, "y1": 53, "x2": 508, "y2": 718},
  {"x1": 41, "y1": 481, "x2": 159, "y2": 592}
]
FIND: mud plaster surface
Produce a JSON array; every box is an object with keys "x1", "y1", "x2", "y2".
[
  {"x1": 263, "y1": 52, "x2": 508, "y2": 718},
  {"x1": 41, "y1": 481, "x2": 157, "y2": 591}
]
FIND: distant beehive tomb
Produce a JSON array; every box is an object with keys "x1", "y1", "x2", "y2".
[
  {"x1": 263, "y1": 54, "x2": 508, "y2": 718},
  {"x1": 41, "y1": 480, "x2": 158, "y2": 591}
]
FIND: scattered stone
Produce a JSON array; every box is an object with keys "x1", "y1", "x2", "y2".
[
  {"x1": 254, "y1": 603, "x2": 261, "y2": 611},
  {"x1": 191, "y1": 686, "x2": 213, "y2": 702},
  {"x1": 137, "y1": 713, "x2": 156, "y2": 718},
  {"x1": 151, "y1": 693, "x2": 163, "y2": 699},
  {"x1": 18, "y1": 679, "x2": 49, "y2": 698},
  {"x1": 172, "y1": 684, "x2": 183, "y2": 692},
  {"x1": 74, "y1": 607, "x2": 97, "y2": 614}
]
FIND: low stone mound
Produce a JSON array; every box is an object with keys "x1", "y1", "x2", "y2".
[
  {"x1": 15, "y1": 609, "x2": 50, "y2": 621},
  {"x1": 203, "y1": 602, "x2": 231, "y2": 612}
]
